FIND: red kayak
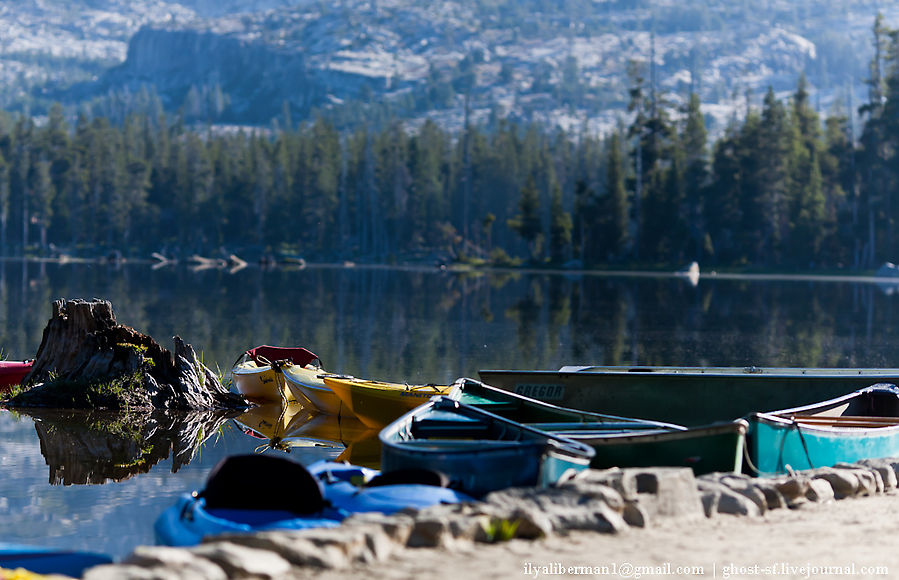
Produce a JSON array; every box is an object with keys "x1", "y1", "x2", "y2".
[{"x1": 0, "y1": 360, "x2": 33, "y2": 390}]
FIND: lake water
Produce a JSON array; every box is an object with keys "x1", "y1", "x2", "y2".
[{"x1": 1, "y1": 260, "x2": 899, "y2": 559}]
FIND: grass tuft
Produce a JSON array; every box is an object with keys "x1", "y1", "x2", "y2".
[{"x1": 480, "y1": 518, "x2": 521, "y2": 543}]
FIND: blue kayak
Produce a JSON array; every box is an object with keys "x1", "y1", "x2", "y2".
[
  {"x1": 155, "y1": 454, "x2": 473, "y2": 546},
  {"x1": 0, "y1": 543, "x2": 112, "y2": 576}
]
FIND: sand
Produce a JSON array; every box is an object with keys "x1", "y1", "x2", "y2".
[{"x1": 310, "y1": 492, "x2": 899, "y2": 579}]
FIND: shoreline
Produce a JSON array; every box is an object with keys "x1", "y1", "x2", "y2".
[
  {"x1": 81, "y1": 461, "x2": 899, "y2": 580},
  {"x1": 2, "y1": 255, "x2": 897, "y2": 287},
  {"x1": 310, "y1": 491, "x2": 899, "y2": 580}
]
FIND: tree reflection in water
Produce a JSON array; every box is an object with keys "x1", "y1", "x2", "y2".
[{"x1": 21, "y1": 408, "x2": 241, "y2": 485}]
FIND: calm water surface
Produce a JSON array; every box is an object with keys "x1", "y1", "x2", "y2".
[{"x1": 2, "y1": 260, "x2": 899, "y2": 559}]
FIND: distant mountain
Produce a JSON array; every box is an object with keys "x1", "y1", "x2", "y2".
[
  {"x1": 6, "y1": 0, "x2": 899, "y2": 134},
  {"x1": 173, "y1": 0, "x2": 313, "y2": 17}
]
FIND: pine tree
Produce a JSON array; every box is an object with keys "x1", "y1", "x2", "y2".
[
  {"x1": 706, "y1": 125, "x2": 744, "y2": 264},
  {"x1": 508, "y1": 175, "x2": 543, "y2": 262},
  {"x1": 174, "y1": 132, "x2": 213, "y2": 250},
  {"x1": 302, "y1": 117, "x2": 341, "y2": 251},
  {"x1": 0, "y1": 160, "x2": 9, "y2": 253},
  {"x1": 626, "y1": 60, "x2": 647, "y2": 259},
  {"x1": 572, "y1": 178, "x2": 596, "y2": 265},
  {"x1": 31, "y1": 156, "x2": 54, "y2": 252},
  {"x1": 376, "y1": 121, "x2": 411, "y2": 257},
  {"x1": 877, "y1": 20, "x2": 899, "y2": 258},
  {"x1": 548, "y1": 181, "x2": 572, "y2": 263},
  {"x1": 819, "y1": 108, "x2": 852, "y2": 266},
  {"x1": 605, "y1": 132, "x2": 630, "y2": 260},
  {"x1": 681, "y1": 93, "x2": 709, "y2": 260},
  {"x1": 627, "y1": 58, "x2": 676, "y2": 261},
  {"x1": 409, "y1": 120, "x2": 448, "y2": 249},
  {"x1": 788, "y1": 75, "x2": 827, "y2": 265},
  {"x1": 752, "y1": 88, "x2": 791, "y2": 264},
  {"x1": 250, "y1": 134, "x2": 273, "y2": 247},
  {"x1": 856, "y1": 13, "x2": 890, "y2": 267},
  {"x1": 481, "y1": 120, "x2": 521, "y2": 251}
]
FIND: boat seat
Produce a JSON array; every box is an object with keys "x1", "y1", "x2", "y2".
[
  {"x1": 529, "y1": 421, "x2": 663, "y2": 432},
  {"x1": 410, "y1": 418, "x2": 493, "y2": 439},
  {"x1": 789, "y1": 415, "x2": 899, "y2": 428},
  {"x1": 366, "y1": 468, "x2": 450, "y2": 488},
  {"x1": 200, "y1": 454, "x2": 327, "y2": 515},
  {"x1": 246, "y1": 345, "x2": 319, "y2": 367},
  {"x1": 457, "y1": 393, "x2": 517, "y2": 410}
]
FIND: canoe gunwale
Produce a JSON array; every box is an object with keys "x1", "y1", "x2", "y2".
[
  {"x1": 283, "y1": 373, "x2": 333, "y2": 394},
  {"x1": 455, "y1": 377, "x2": 685, "y2": 431},
  {"x1": 571, "y1": 419, "x2": 748, "y2": 446},
  {"x1": 551, "y1": 366, "x2": 899, "y2": 378},
  {"x1": 750, "y1": 412, "x2": 899, "y2": 435},
  {"x1": 231, "y1": 363, "x2": 272, "y2": 375}
]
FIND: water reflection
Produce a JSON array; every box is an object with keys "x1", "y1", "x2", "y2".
[
  {"x1": 12, "y1": 398, "x2": 380, "y2": 490},
  {"x1": 4, "y1": 260, "x2": 899, "y2": 558},
  {"x1": 0, "y1": 407, "x2": 330, "y2": 559},
  {"x1": 291, "y1": 413, "x2": 380, "y2": 468},
  {"x1": 232, "y1": 403, "x2": 316, "y2": 442},
  {"x1": 3, "y1": 260, "x2": 899, "y2": 376},
  {"x1": 20, "y1": 408, "x2": 241, "y2": 486},
  {"x1": 232, "y1": 403, "x2": 381, "y2": 468}
]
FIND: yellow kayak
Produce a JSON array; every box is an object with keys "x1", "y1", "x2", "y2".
[
  {"x1": 282, "y1": 365, "x2": 350, "y2": 416},
  {"x1": 322, "y1": 376, "x2": 460, "y2": 429}
]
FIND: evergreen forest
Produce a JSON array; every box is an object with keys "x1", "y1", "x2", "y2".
[{"x1": 2, "y1": 17, "x2": 899, "y2": 271}]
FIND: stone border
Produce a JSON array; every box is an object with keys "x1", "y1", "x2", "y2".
[{"x1": 82, "y1": 459, "x2": 899, "y2": 579}]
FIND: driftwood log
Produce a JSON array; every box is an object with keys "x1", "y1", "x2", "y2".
[{"x1": 13, "y1": 298, "x2": 247, "y2": 410}]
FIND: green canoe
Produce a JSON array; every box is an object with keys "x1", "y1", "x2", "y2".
[
  {"x1": 477, "y1": 366, "x2": 899, "y2": 425},
  {"x1": 454, "y1": 378, "x2": 746, "y2": 475}
]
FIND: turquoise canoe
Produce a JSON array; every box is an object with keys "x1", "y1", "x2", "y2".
[
  {"x1": 379, "y1": 396, "x2": 596, "y2": 497},
  {"x1": 746, "y1": 383, "x2": 899, "y2": 476}
]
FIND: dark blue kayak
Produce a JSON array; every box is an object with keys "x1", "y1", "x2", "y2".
[
  {"x1": 380, "y1": 396, "x2": 596, "y2": 497},
  {"x1": 155, "y1": 454, "x2": 473, "y2": 547},
  {"x1": 0, "y1": 543, "x2": 112, "y2": 576}
]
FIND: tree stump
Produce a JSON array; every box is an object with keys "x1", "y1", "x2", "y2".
[{"x1": 13, "y1": 298, "x2": 247, "y2": 410}]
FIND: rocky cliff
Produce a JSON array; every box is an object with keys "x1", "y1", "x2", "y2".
[
  {"x1": 7, "y1": 1, "x2": 899, "y2": 132},
  {"x1": 101, "y1": 25, "x2": 400, "y2": 122}
]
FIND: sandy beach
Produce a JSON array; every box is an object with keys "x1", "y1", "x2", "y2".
[{"x1": 310, "y1": 492, "x2": 899, "y2": 579}]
